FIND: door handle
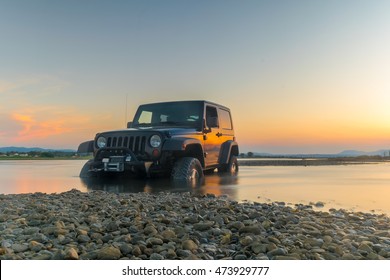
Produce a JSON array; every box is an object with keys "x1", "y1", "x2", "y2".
[{"x1": 216, "y1": 132, "x2": 223, "y2": 137}]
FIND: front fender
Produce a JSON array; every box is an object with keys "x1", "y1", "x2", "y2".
[{"x1": 77, "y1": 140, "x2": 94, "y2": 154}]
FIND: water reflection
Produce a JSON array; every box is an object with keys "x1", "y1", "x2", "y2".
[
  {"x1": 1, "y1": 160, "x2": 390, "y2": 215},
  {"x1": 80, "y1": 172, "x2": 239, "y2": 199}
]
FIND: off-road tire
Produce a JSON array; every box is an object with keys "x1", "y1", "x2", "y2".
[
  {"x1": 218, "y1": 155, "x2": 238, "y2": 175},
  {"x1": 171, "y1": 157, "x2": 204, "y2": 183},
  {"x1": 79, "y1": 159, "x2": 96, "y2": 178}
]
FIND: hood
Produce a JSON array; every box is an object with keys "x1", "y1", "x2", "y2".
[{"x1": 98, "y1": 127, "x2": 200, "y2": 137}]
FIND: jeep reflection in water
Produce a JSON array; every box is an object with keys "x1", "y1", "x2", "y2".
[{"x1": 77, "y1": 100, "x2": 239, "y2": 184}]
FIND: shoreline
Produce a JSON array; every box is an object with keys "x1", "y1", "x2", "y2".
[
  {"x1": 238, "y1": 158, "x2": 390, "y2": 166},
  {"x1": 1, "y1": 157, "x2": 389, "y2": 166},
  {"x1": 1, "y1": 190, "x2": 389, "y2": 260}
]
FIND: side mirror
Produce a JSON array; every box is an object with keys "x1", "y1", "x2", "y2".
[{"x1": 127, "y1": 121, "x2": 133, "y2": 128}]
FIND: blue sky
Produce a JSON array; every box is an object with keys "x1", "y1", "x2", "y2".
[{"x1": 1, "y1": 0, "x2": 390, "y2": 153}]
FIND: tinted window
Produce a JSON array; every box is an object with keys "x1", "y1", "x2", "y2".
[
  {"x1": 218, "y1": 109, "x2": 232, "y2": 130},
  {"x1": 206, "y1": 106, "x2": 219, "y2": 128},
  {"x1": 133, "y1": 101, "x2": 203, "y2": 128}
]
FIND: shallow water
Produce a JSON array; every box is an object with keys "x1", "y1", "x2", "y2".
[{"x1": 0, "y1": 160, "x2": 389, "y2": 215}]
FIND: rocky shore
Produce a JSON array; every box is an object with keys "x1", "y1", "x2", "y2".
[{"x1": 1, "y1": 189, "x2": 389, "y2": 260}]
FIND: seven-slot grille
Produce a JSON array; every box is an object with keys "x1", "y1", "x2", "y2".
[{"x1": 106, "y1": 135, "x2": 146, "y2": 154}]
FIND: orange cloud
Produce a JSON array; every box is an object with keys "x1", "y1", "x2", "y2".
[
  {"x1": 11, "y1": 113, "x2": 73, "y2": 142},
  {"x1": 5, "y1": 108, "x2": 118, "y2": 148}
]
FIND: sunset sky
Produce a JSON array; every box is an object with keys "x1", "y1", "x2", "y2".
[{"x1": 1, "y1": 0, "x2": 390, "y2": 154}]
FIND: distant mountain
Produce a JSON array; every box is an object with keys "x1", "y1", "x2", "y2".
[
  {"x1": 336, "y1": 149, "x2": 388, "y2": 157},
  {"x1": 0, "y1": 147, "x2": 76, "y2": 153},
  {"x1": 247, "y1": 149, "x2": 389, "y2": 158}
]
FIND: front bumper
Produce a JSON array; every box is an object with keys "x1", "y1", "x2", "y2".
[{"x1": 90, "y1": 148, "x2": 157, "y2": 176}]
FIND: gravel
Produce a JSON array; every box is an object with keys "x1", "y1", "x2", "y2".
[{"x1": 0, "y1": 189, "x2": 389, "y2": 260}]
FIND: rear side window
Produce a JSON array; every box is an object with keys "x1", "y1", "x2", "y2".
[{"x1": 218, "y1": 108, "x2": 233, "y2": 130}]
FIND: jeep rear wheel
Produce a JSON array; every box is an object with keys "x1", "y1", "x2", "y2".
[
  {"x1": 171, "y1": 157, "x2": 204, "y2": 184},
  {"x1": 218, "y1": 155, "x2": 238, "y2": 175}
]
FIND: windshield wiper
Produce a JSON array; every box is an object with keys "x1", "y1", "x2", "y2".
[{"x1": 133, "y1": 122, "x2": 160, "y2": 127}]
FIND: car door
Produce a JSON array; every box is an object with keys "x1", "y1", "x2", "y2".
[{"x1": 203, "y1": 105, "x2": 222, "y2": 167}]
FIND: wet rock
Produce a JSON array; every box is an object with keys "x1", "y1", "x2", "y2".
[
  {"x1": 23, "y1": 227, "x2": 41, "y2": 235},
  {"x1": 234, "y1": 254, "x2": 247, "y2": 260},
  {"x1": 251, "y1": 243, "x2": 267, "y2": 254},
  {"x1": 239, "y1": 226, "x2": 261, "y2": 235},
  {"x1": 275, "y1": 255, "x2": 300, "y2": 260},
  {"x1": 268, "y1": 237, "x2": 281, "y2": 245},
  {"x1": 323, "y1": 235, "x2": 333, "y2": 243},
  {"x1": 97, "y1": 246, "x2": 121, "y2": 260},
  {"x1": 144, "y1": 226, "x2": 157, "y2": 236},
  {"x1": 29, "y1": 241, "x2": 45, "y2": 252},
  {"x1": 30, "y1": 233, "x2": 49, "y2": 243},
  {"x1": 306, "y1": 238, "x2": 324, "y2": 248},
  {"x1": 12, "y1": 244, "x2": 29, "y2": 253},
  {"x1": 119, "y1": 244, "x2": 133, "y2": 255},
  {"x1": 228, "y1": 221, "x2": 245, "y2": 230},
  {"x1": 193, "y1": 222, "x2": 214, "y2": 231},
  {"x1": 358, "y1": 243, "x2": 373, "y2": 254},
  {"x1": 161, "y1": 229, "x2": 176, "y2": 240},
  {"x1": 183, "y1": 215, "x2": 199, "y2": 224},
  {"x1": 314, "y1": 202, "x2": 325, "y2": 208},
  {"x1": 182, "y1": 240, "x2": 198, "y2": 251},
  {"x1": 267, "y1": 248, "x2": 287, "y2": 258},
  {"x1": 150, "y1": 253, "x2": 164, "y2": 260},
  {"x1": 240, "y1": 236, "x2": 254, "y2": 246},
  {"x1": 65, "y1": 248, "x2": 79, "y2": 260},
  {"x1": 262, "y1": 220, "x2": 272, "y2": 230},
  {"x1": 341, "y1": 253, "x2": 357, "y2": 260},
  {"x1": 132, "y1": 246, "x2": 142, "y2": 257},
  {"x1": 220, "y1": 234, "x2": 231, "y2": 245},
  {"x1": 147, "y1": 237, "x2": 164, "y2": 246},
  {"x1": 106, "y1": 221, "x2": 120, "y2": 232},
  {"x1": 176, "y1": 249, "x2": 191, "y2": 258},
  {"x1": 166, "y1": 249, "x2": 177, "y2": 259},
  {"x1": 78, "y1": 235, "x2": 91, "y2": 243},
  {"x1": 266, "y1": 243, "x2": 278, "y2": 252}
]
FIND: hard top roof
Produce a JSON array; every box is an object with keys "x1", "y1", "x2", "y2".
[{"x1": 139, "y1": 100, "x2": 231, "y2": 111}]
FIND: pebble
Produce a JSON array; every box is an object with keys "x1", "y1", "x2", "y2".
[
  {"x1": 29, "y1": 241, "x2": 45, "y2": 252},
  {"x1": 268, "y1": 248, "x2": 287, "y2": 258},
  {"x1": 97, "y1": 246, "x2": 121, "y2": 260},
  {"x1": 65, "y1": 248, "x2": 79, "y2": 260},
  {"x1": 182, "y1": 240, "x2": 198, "y2": 251},
  {"x1": 193, "y1": 222, "x2": 213, "y2": 231},
  {"x1": 0, "y1": 189, "x2": 389, "y2": 260},
  {"x1": 12, "y1": 244, "x2": 29, "y2": 253},
  {"x1": 150, "y1": 253, "x2": 164, "y2": 260}
]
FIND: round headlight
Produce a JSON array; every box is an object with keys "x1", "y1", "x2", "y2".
[
  {"x1": 150, "y1": 134, "x2": 161, "y2": 148},
  {"x1": 97, "y1": 136, "x2": 107, "y2": 148}
]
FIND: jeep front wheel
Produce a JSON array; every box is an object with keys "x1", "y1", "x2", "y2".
[{"x1": 171, "y1": 157, "x2": 204, "y2": 184}]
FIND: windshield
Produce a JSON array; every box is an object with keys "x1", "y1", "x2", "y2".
[{"x1": 133, "y1": 101, "x2": 203, "y2": 129}]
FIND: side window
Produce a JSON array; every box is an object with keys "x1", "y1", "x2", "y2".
[
  {"x1": 206, "y1": 106, "x2": 219, "y2": 128},
  {"x1": 218, "y1": 109, "x2": 233, "y2": 130}
]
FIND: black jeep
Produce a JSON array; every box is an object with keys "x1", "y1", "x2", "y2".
[{"x1": 77, "y1": 100, "x2": 239, "y2": 183}]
